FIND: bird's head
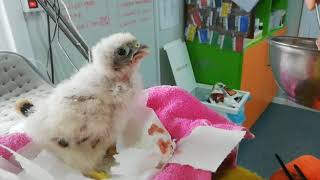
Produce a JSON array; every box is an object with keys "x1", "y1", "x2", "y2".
[{"x1": 92, "y1": 32, "x2": 149, "y2": 79}]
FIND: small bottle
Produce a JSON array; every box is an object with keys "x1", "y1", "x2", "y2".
[
  {"x1": 259, "y1": 22, "x2": 263, "y2": 30},
  {"x1": 255, "y1": 18, "x2": 260, "y2": 32}
]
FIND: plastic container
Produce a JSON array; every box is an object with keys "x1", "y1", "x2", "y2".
[{"x1": 164, "y1": 39, "x2": 250, "y2": 124}]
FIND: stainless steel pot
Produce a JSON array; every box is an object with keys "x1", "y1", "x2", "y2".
[{"x1": 268, "y1": 36, "x2": 320, "y2": 110}]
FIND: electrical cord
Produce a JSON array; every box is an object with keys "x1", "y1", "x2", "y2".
[
  {"x1": 37, "y1": 0, "x2": 89, "y2": 61},
  {"x1": 45, "y1": 0, "x2": 86, "y2": 82},
  {"x1": 59, "y1": 0, "x2": 85, "y2": 44},
  {"x1": 46, "y1": 0, "x2": 60, "y2": 83},
  {"x1": 50, "y1": 0, "x2": 59, "y2": 42},
  {"x1": 46, "y1": 0, "x2": 54, "y2": 83},
  {"x1": 60, "y1": 0, "x2": 90, "y2": 62},
  {"x1": 56, "y1": 0, "x2": 79, "y2": 71},
  {"x1": 59, "y1": 0, "x2": 91, "y2": 63}
]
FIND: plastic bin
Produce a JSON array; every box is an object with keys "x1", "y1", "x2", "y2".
[{"x1": 164, "y1": 39, "x2": 250, "y2": 124}]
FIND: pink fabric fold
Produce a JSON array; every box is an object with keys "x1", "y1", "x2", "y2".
[
  {"x1": 146, "y1": 86, "x2": 253, "y2": 180},
  {"x1": 0, "y1": 133, "x2": 30, "y2": 160}
]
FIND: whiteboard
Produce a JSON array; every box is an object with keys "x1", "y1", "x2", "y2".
[{"x1": 28, "y1": 0, "x2": 159, "y2": 87}]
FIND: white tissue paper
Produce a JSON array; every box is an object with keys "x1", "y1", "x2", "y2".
[
  {"x1": 0, "y1": 168, "x2": 21, "y2": 180},
  {"x1": 169, "y1": 126, "x2": 246, "y2": 172},
  {"x1": 112, "y1": 105, "x2": 246, "y2": 179},
  {"x1": 0, "y1": 144, "x2": 91, "y2": 180},
  {"x1": 111, "y1": 109, "x2": 176, "y2": 180},
  {"x1": 0, "y1": 156, "x2": 21, "y2": 174}
]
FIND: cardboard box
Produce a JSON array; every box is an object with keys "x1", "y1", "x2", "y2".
[{"x1": 163, "y1": 39, "x2": 250, "y2": 116}]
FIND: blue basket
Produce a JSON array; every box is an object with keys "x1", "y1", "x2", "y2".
[{"x1": 227, "y1": 107, "x2": 246, "y2": 125}]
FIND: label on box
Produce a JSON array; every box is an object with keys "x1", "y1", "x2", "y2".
[
  {"x1": 210, "y1": 9, "x2": 220, "y2": 27},
  {"x1": 209, "y1": 31, "x2": 220, "y2": 45},
  {"x1": 185, "y1": 24, "x2": 197, "y2": 42},
  {"x1": 198, "y1": 28, "x2": 209, "y2": 43},
  {"x1": 239, "y1": 15, "x2": 249, "y2": 33},
  {"x1": 228, "y1": 15, "x2": 236, "y2": 31},
  {"x1": 220, "y1": 2, "x2": 232, "y2": 17},
  {"x1": 215, "y1": 0, "x2": 222, "y2": 8},
  {"x1": 191, "y1": 10, "x2": 203, "y2": 26},
  {"x1": 218, "y1": 34, "x2": 225, "y2": 49},
  {"x1": 210, "y1": 0, "x2": 216, "y2": 8},
  {"x1": 223, "y1": 17, "x2": 228, "y2": 30},
  {"x1": 223, "y1": 35, "x2": 233, "y2": 50},
  {"x1": 198, "y1": 0, "x2": 210, "y2": 8},
  {"x1": 235, "y1": 37, "x2": 244, "y2": 52}
]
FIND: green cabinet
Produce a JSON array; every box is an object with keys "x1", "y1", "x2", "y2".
[{"x1": 186, "y1": 0, "x2": 288, "y2": 89}]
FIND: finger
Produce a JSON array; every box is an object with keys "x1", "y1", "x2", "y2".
[
  {"x1": 316, "y1": 38, "x2": 320, "y2": 50},
  {"x1": 306, "y1": 0, "x2": 316, "y2": 10},
  {"x1": 316, "y1": 0, "x2": 320, "y2": 8}
]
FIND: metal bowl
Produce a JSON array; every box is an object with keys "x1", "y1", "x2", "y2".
[{"x1": 268, "y1": 36, "x2": 320, "y2": 110}]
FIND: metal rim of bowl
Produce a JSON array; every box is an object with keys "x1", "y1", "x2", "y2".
[{"x1": 268, "y1": 36, "x2": 320, "y2": 53}]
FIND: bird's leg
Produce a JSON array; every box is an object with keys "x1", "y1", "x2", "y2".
[{"x1": 84, "y1": 145, "x2": 117, "y2": 180}]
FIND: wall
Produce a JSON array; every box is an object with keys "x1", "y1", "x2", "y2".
[
  {"x1": 0, "y1": 1, "x2": 13, "y2": 51},
  {"x1": 155, "y1": 0, "x2": 184, "y2": 85},
  {"x1": 0, "y1": 0, "x2": 35, "y2": 63},
  {"x1": 9, "y1": 0, "x2": 160, "y2": 87},
  {"x1": 286, "y1": 0, "x2": 303, "y2": 36},
  {"x1": 1, "y1": 0, "x2": 186, "y2": 86}
]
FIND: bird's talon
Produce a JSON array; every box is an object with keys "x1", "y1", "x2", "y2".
[{"x1": 87, "y1": 170, "x2": 110, "y2": 180}]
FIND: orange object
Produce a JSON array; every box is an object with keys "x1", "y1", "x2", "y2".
[
  {"x1": 241, "y1": 28, "x2": 287, "y2": 128},
  {"x1": 215, "y1": 166, "x2": 263, "y2": 180},
  {"x1": 313, "y1": 97, "x2": 320, "y2": 110},
  {"x1": 157, "y1": 139, "x2": 171, "y2": 154},
  {"x1": 148, "y1": 124, "x2": 165, "y2": 135},
  {"x1": 270, "y1": 155, "x2": 320, "y2": 180}
]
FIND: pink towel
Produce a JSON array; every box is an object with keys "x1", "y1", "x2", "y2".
[
  {"x1": 0, "y1": 85, "x2": 253, "y2": 180},
  {"x1": 0, "y1": 133, "x2": 30, "y2": 160},
  {"x1": 146, "y1": 86, "x2": 254, "y2": 180}
]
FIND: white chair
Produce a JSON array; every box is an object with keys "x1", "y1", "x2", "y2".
[{"x1": 0, "y1": 51, "x2": 53, "y2": 135}]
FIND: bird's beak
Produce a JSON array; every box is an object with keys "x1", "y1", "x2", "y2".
[{"x1": 132, "y1": 44, "x2": 149, "y2": 63}]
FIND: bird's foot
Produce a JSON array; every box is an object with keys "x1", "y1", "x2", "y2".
[{"x1": 86, "y1": 170, "x2": 111, "y2": 180}]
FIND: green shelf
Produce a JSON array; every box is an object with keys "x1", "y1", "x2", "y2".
[
  {"x1": 185, "y1": 0, "x2": 288, "y2": 89},
  {"x1": 245, "y1": 25, "x2": 286, "y2": 49},
  {"x1": 272, "y1": 0, "x2": 288, "y2": 10},
  {"x1": 245, "y1": 35, "x2": 267, "y2": 49},
  {"x1": 269, "y1": 25, "x2": 285, "y2": 35},
  {"x1": 254, "y1": 0, "x2": 273, "y2": 36},
  {"x1": 186, "y1": 39, "x2": 243, "y2": 89}
]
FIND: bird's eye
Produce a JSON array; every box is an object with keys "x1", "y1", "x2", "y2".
[
  {"x1": 134, "y1": 42, "x2": 140, "y2": 48},
  {"x1": 117, "y1": 47, "x2": 128, "y2": 56}
]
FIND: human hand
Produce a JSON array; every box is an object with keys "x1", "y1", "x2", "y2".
[
  {"x1": 316, "y1": 37, "x2": 320, "y2": 49},
  {"x1": 305, "y1": 0, "x2": 320, "y2": 10}
]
